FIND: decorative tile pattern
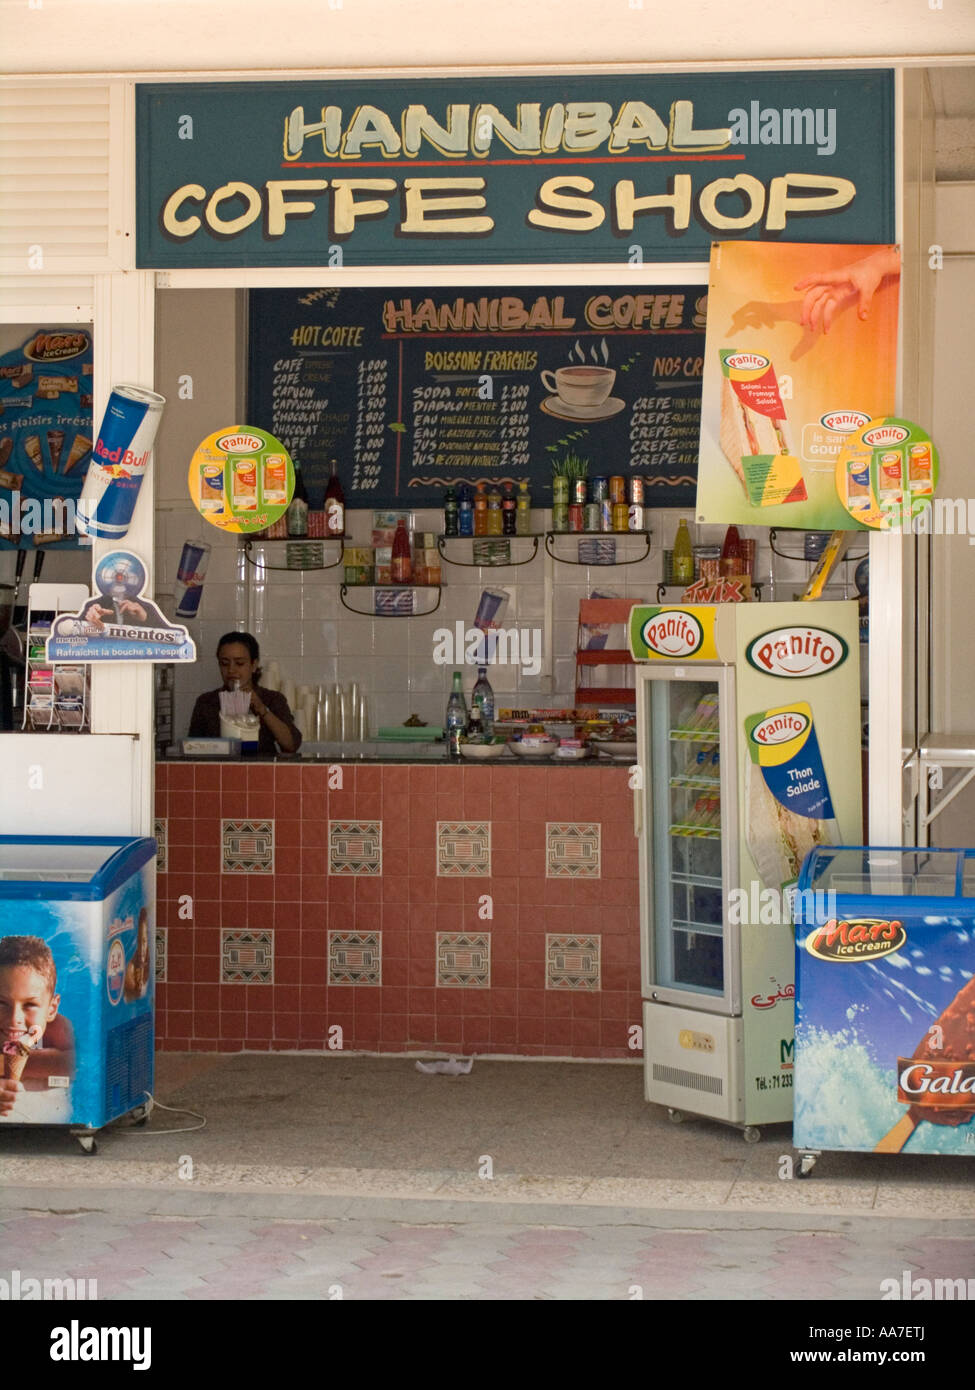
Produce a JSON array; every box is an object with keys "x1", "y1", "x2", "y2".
[
  {"x1": 154, "y1": 818, "x2": 168, "y2": 873},
  {"x1": 329, "y1": 931, "x2": 381, "y2": 986},
  {"x1": 329, "y1": 822, "x2": 382, "y2": 876},
  {"x1": 436, "y1": 933, "x2": 491, "y2": 988},
  {"x1": 222, "y1": 820, "x2": 274, "y2": 875},
  {"x1": 546, "y1": 934, "x2": 601, "y2": 991},
  {"x1": 154, "y1": 927, "x2": 167, "y2": 984},
  {"x1": 221, "y1": 929, "x2": 274, "y2": 984},
  {"x1": 437, "y1": 822, "x2": 491, "y2": 876},
  {"x1": 546, "y1": 823, "x2": 601, "y2": 878}
]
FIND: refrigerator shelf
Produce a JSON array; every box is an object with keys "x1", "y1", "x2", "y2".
[
  {"x1": 672, "y1": 870, "x2": 723, "y2": 889},
  {"x1": 669, "y1": 824, "x2": 721, "y2": 839},
  {"x1": 669, "y1": 728, "x2": 719, "y2": 743},
  {"x1": 669, "y1": 774, "x2": 721, "y2": 789},
  {"x1": 672, "y1": 919, "x2": 723, "y2": 938}
]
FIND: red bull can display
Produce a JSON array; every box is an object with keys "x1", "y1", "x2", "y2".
[
  {"x1": 77, "y1": 385, "x2": 165, "y2": 539},
  {"x1": 174, "y1": 539, "x2": 212, "y2": 619}
]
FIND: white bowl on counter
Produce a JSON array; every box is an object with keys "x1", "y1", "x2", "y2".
[
  {"x1": 591, "y1": 740, "x2": 639, "y2": 760},
  {"x1": 460, "y1": 741, "x2": 511, "y2": 761},
  {"x1": 510, "y1": 739, "x2": 560, "y2": 759},
  {"x1": 552, "y1": 745, "x2": 591, "y2": 762}
]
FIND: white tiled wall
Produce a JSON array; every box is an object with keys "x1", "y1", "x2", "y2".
[{"x1": 155, "y1": 495, "x2": 818, "y2": 739}]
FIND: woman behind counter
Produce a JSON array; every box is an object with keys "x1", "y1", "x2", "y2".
[{"x1": 188, "y1": 631, "x2": 301, "y2": 756}]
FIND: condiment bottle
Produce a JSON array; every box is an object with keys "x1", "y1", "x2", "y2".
[
  {"x1": 487, "y1": 486, "x2": 503, "y2": 536},
  {"x1": 720, "y1": 525, "x2": 743, "y2": 577},
  {"x1": 501, "y1": 483, "x2": 517, "y2": 535},
  {"x1": 516, "y1": 481, "x2": 531, "y2": 536},
  {"x1": 444, "y1": 487, "x2": 459, "y2": 536},
  {"x1": 473, "y1": 483, "x2": 488, "y2": 536},
  {"x1": 472, "y1": 665, "x2": 495, "y2": 736},
  {"x1": 672, "y1": 518, "x2": 694, "y2": 584},
  {"x1": 324, "y1": 457, "x2": 345, "y2": 537},
  {"x1": 458, "y1": 485, "x2": 474, "y2": 536},
  {"x1": 391, "y1": 518, "x2": 412, "y2": 583},
  {"x1": 287, "y1": 463, "x2": 309, "y2": 537}
]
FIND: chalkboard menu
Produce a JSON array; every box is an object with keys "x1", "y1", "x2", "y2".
[{"x1": 247, "y1": 286, "x2": 706, "y2": 509}]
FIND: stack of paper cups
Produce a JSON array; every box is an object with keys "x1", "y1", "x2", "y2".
[
  {"x1": 281, "y1": 678, "x2": 296, "y2": 711},
  {"x1": 357, "y1": 692, "x2": 369, "y2": 741},
  {"x1": 263, "y1": 660, "x2": 281, "y2": 692}
]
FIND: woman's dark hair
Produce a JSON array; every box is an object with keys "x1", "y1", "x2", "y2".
[{"x1": 217, "y1": 630, "x2": 261, "y2": 680}]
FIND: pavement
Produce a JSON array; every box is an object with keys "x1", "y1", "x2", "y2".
[{"x1": 1, "y1": 1053, "x2": 973, "y2": 1301}]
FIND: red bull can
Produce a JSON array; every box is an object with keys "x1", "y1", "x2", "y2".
[
  {"x1": 77, "y1": 384, "x2": 165, "y2": 538},
  {"x1": 174, "y1": 539, "x2": 212, "y2": 619}
]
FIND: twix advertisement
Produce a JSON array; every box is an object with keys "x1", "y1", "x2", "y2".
[{"x1": 697, "y1": 241, "x2": 900, "y2": 529}]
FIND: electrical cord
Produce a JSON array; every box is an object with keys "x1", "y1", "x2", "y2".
[{"x1": 110, "y1": 1089, "x2": 207, "y2": 1137}]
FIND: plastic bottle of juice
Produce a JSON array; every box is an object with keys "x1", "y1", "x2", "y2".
[
  {"x1": 391, "y1": 518, "x2": 412, "y2": 583},
  {"x1": 516, "y1": 481, "x2": 532, "y2": 536},
  {"x1": 720, "y1": 525, "x2": 742, "y2": 577},
  {"x1": 502, "y1": 483, "x2": 517, "y2": 536},
  {"x1": 672, "y1": 518, "x2": 694, "y2": 584},
  {"x1": 487, "y1": 486, "x2": 503, "y2": 536},
  {"x1": 473, "y1": 483, "x2": 488, "y2": 536}
]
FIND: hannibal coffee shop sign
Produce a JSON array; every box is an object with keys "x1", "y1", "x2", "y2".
[{"x1": 136, "y1": 71, "x2": 894, "y2": 267}]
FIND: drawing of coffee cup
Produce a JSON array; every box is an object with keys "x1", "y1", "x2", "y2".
[{"x1": 540, "y1": 365, "x2": 616, "y2": 408}]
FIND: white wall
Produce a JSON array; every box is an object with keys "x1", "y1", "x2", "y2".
[{"x1": 5, "y1": 0, "x2": 975, "y2": 73}]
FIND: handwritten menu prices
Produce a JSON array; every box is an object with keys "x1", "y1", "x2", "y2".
[{"x1": 248, "y1": 287, "x2": 706, "y2": 507}]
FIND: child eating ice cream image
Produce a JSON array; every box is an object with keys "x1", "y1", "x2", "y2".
[{"x1": 0, "y1": 935, "x2": 75, "y2": 1122}]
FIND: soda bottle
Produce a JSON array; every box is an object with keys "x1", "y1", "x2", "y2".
[
  {"x1": 444, "y1": 671, "x2": 468, "y2": 758},
  {"x1": 516, "y1": 481, "x2": 531, "y2": 536},
  {"x1": 672, "y1": 518, "x2": 694, "y2": 584},
  {"x1": 444, "y1": 488, "x2": 459, "y2": 536},
  {"x1": 720, "y1": 525, "x2": 742, "y2": 577},
  {"x1": 472, "y1": 665, "x2": 494, "y2": 736},
  {"x1": 458, "y1": 485, "x2": 474, "y2": 536},
  {"x1": 467, "y1": 706, "x2": 484, "y2": 741},
  {"x1": 473, "y1": 483, "x2": 488, "y2": 536},
  {"x1": 502, "y1": 483, "x2": 517, "y2": 535},
  {"x1": 287, "y1": 463, "x2": 309, "y2": 537},
  {"x1": 391, "y1": 518, "x2": 412, "y2": 584},
  {"x1": 487, "y1": 486, "x2": 503, "y2": 536},
  {"x1": 324, "y1": 457, "x2": 345, "y2": 538}
]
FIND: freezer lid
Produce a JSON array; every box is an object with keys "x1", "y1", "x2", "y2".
[
  {"x1": 795, "y1": 844, "x2": 974, "y2": 915},
  {"x1": 0, "y1": 835, "x2": 156, "y2": 899}
]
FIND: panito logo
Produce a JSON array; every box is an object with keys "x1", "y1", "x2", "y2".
[
  {"x1": 862, "y1": 423, "x2": 910, "y2": 447},
  {"x1": 216, "y1": 432, "x2": 263, "y2": 453},
  {"x1": 806, "y1": 918, "x2": 907, "y2": 962},
  {"x1": 820, "y1": 409, "x2": 871, "y2": 434},
  {"x1": 725, "y1": 351, "x2": 770, "y2": 371},
  {"x1": 749, "y1": 710, "x2": 809, "y2": 746},
  {"x1": 746, "y1": 626, "x2": 848, "y2": 678},
  {"x1": 640, "y1": 609, "x2": 704, "y2": 658},
  {"x1": 24, "y1": 331, "x2": 89, "y2": 362}
]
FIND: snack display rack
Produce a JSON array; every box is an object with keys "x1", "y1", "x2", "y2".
[{"x1": 23, "y1": 583, "x2": 90, "y2": 732}]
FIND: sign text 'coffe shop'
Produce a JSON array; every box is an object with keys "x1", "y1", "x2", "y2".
[{"x1": 136, "y1": 72, "x2": 894, "y2": 267}]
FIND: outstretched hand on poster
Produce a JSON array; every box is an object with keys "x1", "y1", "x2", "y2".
[{"x1": 795, "y1": 247, "x2": 901, "y2": 335}]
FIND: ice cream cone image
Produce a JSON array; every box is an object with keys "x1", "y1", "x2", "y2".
[
  {"x1": 47, "y1": 429, "x2": 65, "y2": 472},
  {"x1": 2, "y1": 1025, "x2": 42, "y2": 1081},
  {"x1": 63, "y1": 433, "x2": 92, "y2": 474},
  {"x1": 23, "y1": 435, "x2": 43, "y2": 471}
]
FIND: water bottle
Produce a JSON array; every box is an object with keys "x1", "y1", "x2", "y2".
[
  {"x1": 444, "y1": 670, "x2": 468, "y2": 758},
  {"x1": 472, "y1": 665, "x2": 494, "y2": 736},
  {"x1": 458, "y1": 485, "x2": 474, "y2": 537}
]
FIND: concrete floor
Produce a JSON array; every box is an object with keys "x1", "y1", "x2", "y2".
[{"x1": 1, "y1": 1052, "x2": 973, "y2": 1219}]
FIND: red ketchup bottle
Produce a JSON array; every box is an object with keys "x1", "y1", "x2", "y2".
[
  {"x1": 720, "y1": 525, "x2": 743, "y2": 577},
  {"x1": 391, "y1": 518, "x2": 412, "y2": 584}
]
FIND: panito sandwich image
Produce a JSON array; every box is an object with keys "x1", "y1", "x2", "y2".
[{"x1": 718, "y1": 349, "x2": 807, "y2": 507}]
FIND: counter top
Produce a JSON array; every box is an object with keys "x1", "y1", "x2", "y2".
[{"x1": 162, "y1": 739, "x2": 635, "y2": 766}]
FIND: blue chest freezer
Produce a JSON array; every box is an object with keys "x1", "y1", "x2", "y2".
[
  {"x1": 0, "y1": 835, "x2": 156, "y2": 1148},
  {"x1": 794, "y1": 846, "x2": 975, "y2": 1159}
]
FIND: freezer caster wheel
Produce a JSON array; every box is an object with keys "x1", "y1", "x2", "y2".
[
  {"x1": 129, "y1": 1104, "x2": 150, "y2": 1127},
  {"x1": 797, "y1": 1152, "x2": 819, "y2": 1178},
  {"x1": 667, "y1": 1108, "x2": 685, "y2": 1124},
  {"x1": 77, "y1": 1135, "x2": 97, "y2": 1155},
  {"x1": 743, "y1": 1126, "x2": 762, "y2": 1144}
]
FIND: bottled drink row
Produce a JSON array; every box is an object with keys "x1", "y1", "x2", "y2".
[{"x1": 445, "y1": 666, "x2": 495, "y2": 754}]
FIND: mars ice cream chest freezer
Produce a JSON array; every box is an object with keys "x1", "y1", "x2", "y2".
[
  {"x1": 0, "y1": 835, "x2": 156, "y2": 1151},
  {"x1": 794, "y1": 846, "x2": 975, "y2": 1160}
]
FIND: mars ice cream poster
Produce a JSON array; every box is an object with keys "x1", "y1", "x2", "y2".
[{"x1": 697, "y1": 241, "x2": 900, "y2": 530}]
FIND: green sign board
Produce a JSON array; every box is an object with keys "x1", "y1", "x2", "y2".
[{"x1": 136, "y1": 71, "x2": 894, "y2": 268}]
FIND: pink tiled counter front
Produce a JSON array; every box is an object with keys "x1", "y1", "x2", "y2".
[{"x1": 154, "y1": 761, "x2": 642, "y2": 1058}]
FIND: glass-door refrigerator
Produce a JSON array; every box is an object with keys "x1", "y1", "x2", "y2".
[{"x1": 629, "y1": 601, "x2": 862, "y2": 1139}]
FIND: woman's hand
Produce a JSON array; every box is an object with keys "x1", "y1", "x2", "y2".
[
  {"x1": 794, "y1": 247, "x2": 901, "y2": 335},
  {"x1": 249, "y1": 691, "x2": 266, "y2": 719}
]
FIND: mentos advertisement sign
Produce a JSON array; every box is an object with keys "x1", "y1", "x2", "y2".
[{"x1": 794, "y1": 848, "x2": 975, "y2": 1156}]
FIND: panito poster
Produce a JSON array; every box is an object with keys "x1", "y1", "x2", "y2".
[
  {"x1": 0, "y1": 329, "x2": 94, "y2": 551},
  {"x1": 697, "y1": 242, "x2": 900, "y2": 530},
  {"x1": 46, "y1": 551, "x2": 196, "y2": 664}
]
